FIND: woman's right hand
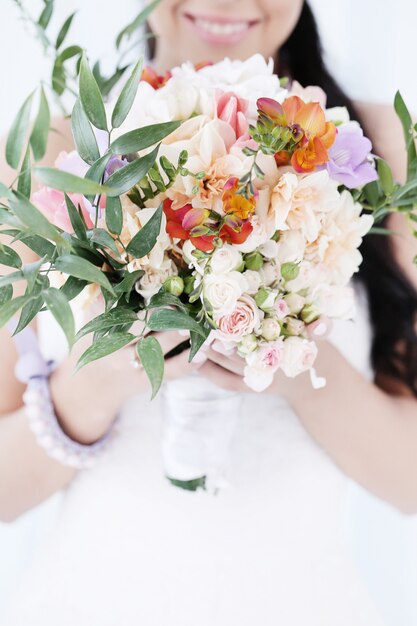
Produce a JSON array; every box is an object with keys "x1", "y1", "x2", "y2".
[{"x1": 50, "y1": 331, "x2": 200, "y2": 445}]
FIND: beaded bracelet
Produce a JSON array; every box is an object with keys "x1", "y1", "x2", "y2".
[{"x1": 12, "y1": 325, "x2": 117, "y2": 470}]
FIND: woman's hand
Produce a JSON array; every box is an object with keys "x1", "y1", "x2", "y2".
[{"x1": 50, "y1": 331, "x2": 201, "y2": 445}]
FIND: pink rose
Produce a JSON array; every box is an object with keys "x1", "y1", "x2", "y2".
[
  {"x1": 281, "y1": 337, "x2": 318, "y2": 378},
  {"x1": 275, "y1": 299, "x2": 290, "y2": 320},
  {"x1": 216, "y1": 90, "x2": 249, "y2": 140},
  {"x1": 244, "y1": 340, "x2": 284, "y2": 392},
  {"x1": 216, "y1": 295, "x2": 260, "y2": 342},
  {"x1": 32, "y1": 187, "x2": 94, "y2": 233}
]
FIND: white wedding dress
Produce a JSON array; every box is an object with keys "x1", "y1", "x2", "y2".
[{"x1": 4, "y1": 286, "x2": 387, "y2": 626}]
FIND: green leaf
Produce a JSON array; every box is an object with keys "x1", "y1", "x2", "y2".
[
  {"x1": 106, "y1": 145, "x2": 160, "y2": 196},
  {"x1": 364, "y1": 181, "x2": 381, "y2": 209},
  {"x1": 5, "y1": 92, "x2": 34, "y2": 169},
  {"x1": 137, "y1": 335, "x2": 164, "y2": 399},
  {"x1": 22, "y1": 257, "x2": 46, "y2": 293},
  {"x1": 34, "y1": 167, "x2": 110, "y2": 196},
  {"x1": 0, "y1": 184, "x2": 13, "y2": 200},
  {"x1": 0, "y1": 295, "x2": 30, "y2": 328},
  {"x1": 76, "y1": 308, "x2": 138, "y2": 340},
  {"x1": 63, "y1": 194, "x2": 87, "y2": 240},
  {"x1": 43, "y1": 287, "x2": 75, "y2": 347},
  {"x1": 106, "y1": 196, "x2": 123, "y2": 236},
  {"x1": 0, "y1": 208, "x2": 24, "y2": 228},
  {"x1": 111, "y1": 58, "x2": 143, "y2": 129},
  {"x1": 189, "y1": 327, "x2": 211, "y2": 362},
  {"x1": 111, "y1": 121, "x2": 181, "y2": 155},
  {"x1": 0, "y1": 271, "x2": 24, "y2": 289},
  {"x1": 52, "y1": 60, "x2": 66, "y2": 95},
  {"x1": 147, "y1": 308, "x2": 206, "y2": 336},
  {"x1": 17, "y1": 146, "x2": 31, "y2": 199},
  {"x1": 281, "y1": 262, "x2": 300, "y2": 281},
  {"x1": 126, "y1": 204, "x2": 162, "y2": 258},
  {"x1": 79, "y1": 54, "x2": 108, "y2": 131},
  {"x1": 0, "y1": 245, "x2": 22, "y2": 269},
  {"x1": 0, "y1": 285, "x2": 13, "y2": 307},
  {"x1": 9, "y1": 192, "x2": 64, "y2": 244},
  {"x1": 377, "y1": 158, "x2": 395, "y2": 197},
  {"x1": 14, "y1": 295, "x2": 44, "y2": 334},
  {"x1": 114, "y1": 269, "x2": 144, "y2": 297},
  {"x1": 60, "y1": 276, "x2": 87, "y2": 301},
  {"x1": 56, "y1": 12, "x2": 76, "y2": 49},
  {"x1": 19, "y1": 234, "x2": 55, "y2": 259},
  {"x1": 393, "y1": 178, "x2": 417, "y2": 202},
  {"x1": 38, "y1": 1, "x2": 53, "y2": 29},
  {"x1": 57, "y1": 44, "x2": 83, "y2": 64},
  {"x1": 30, "y1": 87, "x2": 50, "y2": 162},
  {"x1": 71, "y1": 99, "x2": 100, "y2": 165},
  {"x1": 394, "y1": 91, "x2": 417, "y2": 181},
  {"x1": 147, "y1": 291, "x2": 188, "y2": 313},
  {"x1": 90, "y1": 228, "x2": 119, "y2": 255},
  {"x1": 76, "y1": 332, "x2": 135, "y2": 371},
  {"x1": 54, "y1": 254, "x2": 116, "y2": 295},
  {"x1": 116, "y1": 0, "x2": 162, "y2": 48}
]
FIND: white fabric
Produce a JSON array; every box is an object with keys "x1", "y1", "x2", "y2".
[{"x1": 4, "y1": 285, "x2": 386, "y2": 626}]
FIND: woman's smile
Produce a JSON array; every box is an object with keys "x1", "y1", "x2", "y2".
[{"x1": 181, "y1": 12, "x2": 263, "y2": 46}]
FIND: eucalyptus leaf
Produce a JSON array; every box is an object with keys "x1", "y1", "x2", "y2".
[
  {"x1": 114, "y1": 269, "x2": 144, "y2": 298},
  {"x1": 17, "y1": 147, "x2": 31, "y2": 199},
  {"x1": 9, "y1": 192, "x2": 64, "y2": 244},
  {"x1": 79, "y1": 54, "x2": 108, "y2": 131},
  {"x1": 38, "y1": 1, "x2": 53, "y2": 29},
  {"x1": 0, "y1": 295, "x2": 30, "y2": 328},
  {"x1": 0, "y1": 184, "x2": 13, "y2": 200},
  {"x1": 43, "y1": 287, "x2": 75, "y2": 347},
  {"x1": 5, "y1": 92, "x2": 34, "y2": 170},
  {"x1": 52, "y1": 60, "x2": 66, "y2": 95},
  {"x1": 60, "y1": 276, "x2": 87, "y2": 301},
  {"x1": 54, "y1": 254, "x2": 116, "y2": 295},
  {"x1": 34, "y1": 167, "x2": 110, "y2": 196},
  {"x1": 0, "y1": 271, "x2": 24, "y2": 289},
  {"x1": 0, "y1": 245, "x2": 22, "y2": 269},
  {"x1": 147, "y1": 308, "x2": 206, "y2": 336},
  {"x1": 0, "y1": 285, "x2": 13, "y2": 307},
  {"x1": 106, "y1": 145, "x2": 160, "y2": 196},
  {"x1": 19, "y1": 234, "x2": 55, "y2": 259},
  {"x1": 56, "y1": 12, "x2": 76, "y2": 49},
  {"x1": 76, "y1": 308, "x2": 139, "y2": 340},
  {"x1": 57, "y1": 44, "x2": 83, "y2": 64},
  {"x1": 65, "y1": 194, "x2": 87, "y2": 240},
  {"x1": 110, "y1": 121, "x2": 180, "y2": 155},
  {"x1": 147, "y1": 291, "x2": 188, "y2": 313},
  {"x1": 71, "y1": 99, "x2": 100, "y2": 165},
  {"x1": 76, "y1": 332, "x2": 135, "y2": 371},
  {"x1": 189, "y1": 326, "x2": 211, "y2": 362},
  {"x1": 14, "y1": 295, "x2": 44, "y2": 334},
  {"x1": 137, "y1": 335, "x2": 164, "y2": 399},
  {"x1": 116, "y1": 0, "x2": 161, "y2": 48},
  {"x1": 30, "y1": 87, "x2": 50, "y2": 162},
  {"x1": 111, "y1": 58, "x2": 143, "y2": 129},
  {"x1": 394, "y1": 91, "x2": 417, "y2": 181},
  {"x1": 126, "y1": 203, "x2": 162, "y2": 258},
  {"x1": 106, "y1": 196, "x2": 123, "y2": 236},
  {"x1": 90, "y1": 228, "x2": 119, "y2": 255}
]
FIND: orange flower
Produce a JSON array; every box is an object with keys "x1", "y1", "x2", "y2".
[
  {"x1": 141, "y1": 67, "x2": 172, "y2": 90},
  {"x1": 222, "y1": 178, "x2": 257, "y2": 220},
  {"x1": 257, "y1": 96, "x2": 337, "y2": 173}
]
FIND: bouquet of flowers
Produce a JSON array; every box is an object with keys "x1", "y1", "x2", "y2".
[{"x1": 1, "y1": 45, "x2": 417, "y2": 397}]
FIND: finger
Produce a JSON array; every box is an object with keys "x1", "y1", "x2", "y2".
[
  {"x1": 206, "y1": 349, "x2": 245, "y2": 376},
  {"x1": 198, "y1": 362, "x2": 245, "y2": 392},
  {"x1": 155, "y1": 331, "x2": 192, "y2": 356}
]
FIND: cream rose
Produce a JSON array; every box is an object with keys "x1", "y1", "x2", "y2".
[
  {"x1": 203, "y1": 271, "x2": 247, "y2": 318},
  {"x1": 281, "y1": 337, "x2": 318, "y2": 378},
  {"x1": 210, "y1": 245, "x2": 243, "y2": 274}
]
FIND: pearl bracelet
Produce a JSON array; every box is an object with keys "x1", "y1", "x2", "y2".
[{"x1": 13, "y1": 326, "x2": 117, "y2": 470}]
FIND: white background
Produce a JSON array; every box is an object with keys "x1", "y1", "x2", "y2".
[{"x1": 1, "y1": 0, "x2": 417, "y2": 624}]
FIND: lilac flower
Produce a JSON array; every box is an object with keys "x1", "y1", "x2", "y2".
[
  {"x1": 104, "y1": 155, "x2": 129, "y2": 181},
  {"x1": 326, "y1": 125, "x2": 378, "y2": 188}
]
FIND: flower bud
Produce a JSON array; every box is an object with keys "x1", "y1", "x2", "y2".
[
  {"x1": 237, "y1": 333, "x2": 258, "y2": 356},
  {"x1": 284, "y1": 293, "x2": 305, "y2": 315},
  {"x1": 301, "y1": 304, "x2": 321, "y2": 325},
  {"x1": 183, "y1": 275, "x2": 196, "y2": 295},
  {"x1": 244, "y1": 251, "x2": 264, "y2": 271},
  {"x1": 255, "y1": 287, "x2": 277, "y2": 311},
  {"x1": 286, "y1": 318, "x2": 305, "y2": 337},
  {"x1": 163, "y1": 276, "x2": 185, "y2": 297},
  {"x1": 261, "y1": 318, "x2": 282, "y2": 341}
]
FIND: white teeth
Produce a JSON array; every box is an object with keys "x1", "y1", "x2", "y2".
[{"x1": 195, "y1": 19, "x2": 248, "y2": 36}]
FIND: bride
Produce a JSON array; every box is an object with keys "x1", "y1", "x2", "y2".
[{"x1": 1, "y1": 1, "x2": 417, "y2": 624}]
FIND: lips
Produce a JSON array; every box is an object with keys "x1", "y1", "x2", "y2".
[{"x1": 182, "y1": 13, "x2": 261, "y2": 45}]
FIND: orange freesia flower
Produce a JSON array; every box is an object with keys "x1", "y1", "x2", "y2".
[
  {"x1": 257, "y1": 96, "x2": 337, "y2": 173},
  {"x1": 222, "y1": 178, "x2": 257, "y2": 220},
  {"x1": 141, "y1": 66, "x2": 172, "y2": 90},
  {"x1": 163, "y1": 200, "x2": 216, "y2": 252}
]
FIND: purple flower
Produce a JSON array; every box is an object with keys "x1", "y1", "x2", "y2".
[
  {"x1": 104, "y1": 155, "x2": 129, "y2": 181},
  {"x1": 326, "y1": 125, "x2": 378, "y2": 188}
]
